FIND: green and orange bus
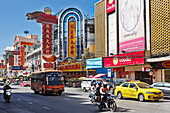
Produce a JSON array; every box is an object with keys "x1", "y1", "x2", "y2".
[{"x1": 31, "y1": 70, "x2": 64, "y2": 95}]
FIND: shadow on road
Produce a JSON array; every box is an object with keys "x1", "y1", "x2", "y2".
[{"x1": 118, "y1": 98, "x2": 170, "y2": 103}]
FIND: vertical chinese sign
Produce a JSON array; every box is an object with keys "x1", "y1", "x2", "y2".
[
  {"x1": 68, "y1": 21, "x2": 76, "y2": 58},
  {"x1": 9, "y1": 55, "x2": 14, "y2": 66},
  {"x1": 20, "y1": 46, "x2": 25, "y2": 65},
  {"x1": 43, "y1": 24, "x2": 52, "y2": 55}
]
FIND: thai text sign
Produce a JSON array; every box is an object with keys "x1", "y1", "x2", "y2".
[
  {"x1": 104, "y1": 51, "x2": 145, "y2": 67},
  {"x1": 21, "y1": 41, "x2": 33, "y2": 46},
  {"x1": 68, "y1": 21, "x2": 76, "y2": 58},
  {"x1": 43, "y1": 24, "x2": 52, "y2": 54},
  {"x1": 107, "y1": 0, "x2": 116, "y2": 14},
  {"x1": 20, "y1": 46, "x2": 25, "y2": 65}
]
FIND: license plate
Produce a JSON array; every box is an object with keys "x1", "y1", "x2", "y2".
[{"x1": 54, "y1": 90, "x2": 58, "y2": 92}]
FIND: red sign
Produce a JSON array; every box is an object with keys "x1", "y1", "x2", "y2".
[
  {"x1": 21, "y1": 41, "x2": 33, "y2": 46},
  {"x1": 43, "y1": 50, "x2": 52, "y2": 54},
  {"x1": 38, "y1": 14, "x2": 58, "y2": 24},
  {"x1": 104, "y1": 51, "x2": 145, "y2": 67},
  {"x1": 20, "y1": 46, "x2": 25, "y2": 65},
  {"x1": 1, "y1": 65, "x2": 7, "y2": 68},
  {"x1": 12, "y1": 51, "x2": 20, "y2": 55},
  {"x1": 9, "y1": 56, "x2": 14, "y2": 66},
  {"x1": 107, "y1": 0, "x2": 116, "y2": 14},
  {"x1": 43, "y1": 24, "x2": 52, "y2": 55},
  {"x1": 44, "y1": 63, "x2": 54, "y2": 68}
]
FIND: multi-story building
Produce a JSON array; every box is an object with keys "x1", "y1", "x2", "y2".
[
  {"x1": 92, "y1": 0, "x2": 170, "y2": 84},
  {"x1": 13, "y1": 35, "x2": 41, "y2": 77}
]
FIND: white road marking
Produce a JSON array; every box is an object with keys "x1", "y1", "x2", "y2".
[
  {"x1": 43, "y1": 107, "x2": 50, "y2": 110},
  {"x1": 27, "y1": 102, "x2": 33, "y2": 104}
]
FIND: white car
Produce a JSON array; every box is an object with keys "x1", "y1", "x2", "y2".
[
  {"x1": 151, "y1": 82, "x2": 170, "y2": 97},
  {"x1": 81, "y1": 78, "x2": 102, "y2": 92}
]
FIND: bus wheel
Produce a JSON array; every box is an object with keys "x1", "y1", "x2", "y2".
[
  {"x1": 34, "y1": 89, "x2": 39, "y2": 94},
  {"x1": 58, "y1": 91, "x2": 62, "y2": 95},
  {"x1": 42, "y1": 89, "x2": 47, "y2": 96}
]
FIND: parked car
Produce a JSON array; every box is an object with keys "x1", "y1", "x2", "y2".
[
  {"x1": 20, "y1": 81, "x2": 30, "y2": 87},
  {"x1": 81, "y1": 78, "x2": 102, "y2": 92},
  {"x1": 115, "y1": 78, "x2": 131, "y2": 86},
  {"x1": 13, "y1": 81, "x2": 20, "y2": 85},
  {"x1": 114, "y1": 81, "x2": 164, "y2": 102},
  {"x1": 151, "y1": 82, "x2": 170, "y2": 97}
]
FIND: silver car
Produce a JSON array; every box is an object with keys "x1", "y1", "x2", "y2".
[{"x1": 151, "y1": 82, "x2": 170, "y2": 97}]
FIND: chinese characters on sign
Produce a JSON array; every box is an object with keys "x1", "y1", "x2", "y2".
[
  {"x1": 43, "y1": 24, "x2": 52, "y2": 55},
  {"x1": 20, "y1": 46, "x2": 25, "y2": 65},
  {"x1": 38, "y1": 14, "x2": 58, "y2": 24},
  {"x1": 68, "y1": 21, "x2": 76, "y2": 58}
]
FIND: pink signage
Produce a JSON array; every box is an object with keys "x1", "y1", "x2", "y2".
[
  {"x1": 119, "y1": 37, "x2": 145, "y2": 53},
  {"x1": 104, "y1": 51, "x2": 145, "y2": 67},
  {"x1": 107, "y1": 0, "x2": 116, "y2": 14}
]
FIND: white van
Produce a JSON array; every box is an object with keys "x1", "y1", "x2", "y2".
[{"x1": 81, "y1": 78, "x2": 102, "y2": 92}]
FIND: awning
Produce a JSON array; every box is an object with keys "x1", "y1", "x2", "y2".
[{"x1": 93, "y1": 74, "x2": 106, "y2": 78}]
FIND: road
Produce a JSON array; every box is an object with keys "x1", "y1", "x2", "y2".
[{"x1": 0, "y1": 85, "x2": 170, "y2": 113}]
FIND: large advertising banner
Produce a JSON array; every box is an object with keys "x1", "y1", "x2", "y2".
[
  {"x1": 119, "y1": 0, "x2": 145, "y2": 53},
  {"x1": 68, "y1": 21, "x2": 76, "y2": 58},
  {"x1": 104, "y1": 51, "x2": 145, "y2": 67},
  {"x1": 107, "y1": 0, "x2": 116, "y2": 14}
]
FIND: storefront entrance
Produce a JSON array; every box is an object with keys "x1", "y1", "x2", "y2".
[{"x1": 135, "y1": 71, "x2": 152, "y2": 84}]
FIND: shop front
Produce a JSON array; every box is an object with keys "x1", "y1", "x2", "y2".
[
  {"x1": 104, "y1": 51, "x2": 153, "y2": 84},
  {"x1": 148, "y1": 60, "x2": 170, "y2": 83},
  {"x1": 86, "y1": 57, "x2": 114, "y2": 82},
  {"x1": 58, "y1": 57, "x2": 86, "y2": 86}
]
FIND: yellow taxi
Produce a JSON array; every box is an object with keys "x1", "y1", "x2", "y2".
[{"x1": 114, "y1": 81, "x2": 164, "y2": 102}]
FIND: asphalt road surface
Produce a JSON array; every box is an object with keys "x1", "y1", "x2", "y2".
[{"x1": 0, "y1": 85, "x2": 170, "y2": 113}]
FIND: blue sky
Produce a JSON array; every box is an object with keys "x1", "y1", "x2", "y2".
[{"x1": 0, "y1": 0, "x2": 99, "y2": 59}]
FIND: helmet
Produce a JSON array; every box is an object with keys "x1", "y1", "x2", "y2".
[
  {"x1": 103, "y1": 82, "x2": 108, "y2": 88},
  {"x1": 98, "y1": 81, "x2": 102, "y2": 85},
  {"x1": 92, "y1": 82, "x2": 96, "y2": 85}
]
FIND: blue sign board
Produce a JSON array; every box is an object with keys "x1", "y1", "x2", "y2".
[
  {"x1": 0, "y1": 63, "x2": 1, "y2": 68},
  {"x1": 86, "y1": 57, "x2": 103, "y2": 69},
  {"x1": 12, "y1": 66, "x2": 23, "y2": 70}
]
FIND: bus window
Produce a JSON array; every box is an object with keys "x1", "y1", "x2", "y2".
[{"x1": 46, "y1": 72, "x2": 61, "y2": 86}]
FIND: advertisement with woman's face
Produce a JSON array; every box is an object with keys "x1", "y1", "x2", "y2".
[{"x1": 119, "y1": 0, "x2": 145, "y2": 53}]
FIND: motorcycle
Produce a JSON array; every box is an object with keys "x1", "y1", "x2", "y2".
[
  {"x1": 89, "y1": 92, "x2": 97, "y2": 103},
  {"x1": 4, "y1": 89, "x2": 12, "y2": 103},
  {"x1": 97, "y1": 93, "x2": 117, "y2": 112}
]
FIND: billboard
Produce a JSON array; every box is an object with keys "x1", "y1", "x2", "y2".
[
  {"x1": 106, "y1": 0, "x2": 116, "y2": 14},
  {"x1": 86, "y1": 57, "x2": 103, "y2": 69},
  {"x1": 104, "y1": 51, "x2": 145, "y2": 67},
  {"x1": 68, "y1": 21, "x2": 76, "y2": 58},
  {"x1": 119, "y1": 0, "x2": 145, "y2": 53},
  {"x1": 21, "y1": 41, "x2": 33, "y2": 46}
]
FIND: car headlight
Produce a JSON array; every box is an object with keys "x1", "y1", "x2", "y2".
[{"x1": 145, "y1": 91, "x2": 152, "y2": 94}]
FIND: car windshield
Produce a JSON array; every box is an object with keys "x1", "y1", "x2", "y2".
[
  {"x1": 46, "y1": 72, "x2": 62, "y2": 86},
  {"x1": 137, "y1": 83, "x2": 152, "y2": 88}
]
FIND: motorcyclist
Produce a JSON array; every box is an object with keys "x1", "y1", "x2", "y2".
[
  {"x1": 100, "y1": 82, "x2": 109, "y2": 103},
  {"x1": 89, "y1": 82, "x2": 97, "y2": 100},
  {"x1": 96, "y1": 81, "x2": 102, "y2": 104},
  {"x1": 3, "y1": 81, "x2": 12, "y2": 99}
]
